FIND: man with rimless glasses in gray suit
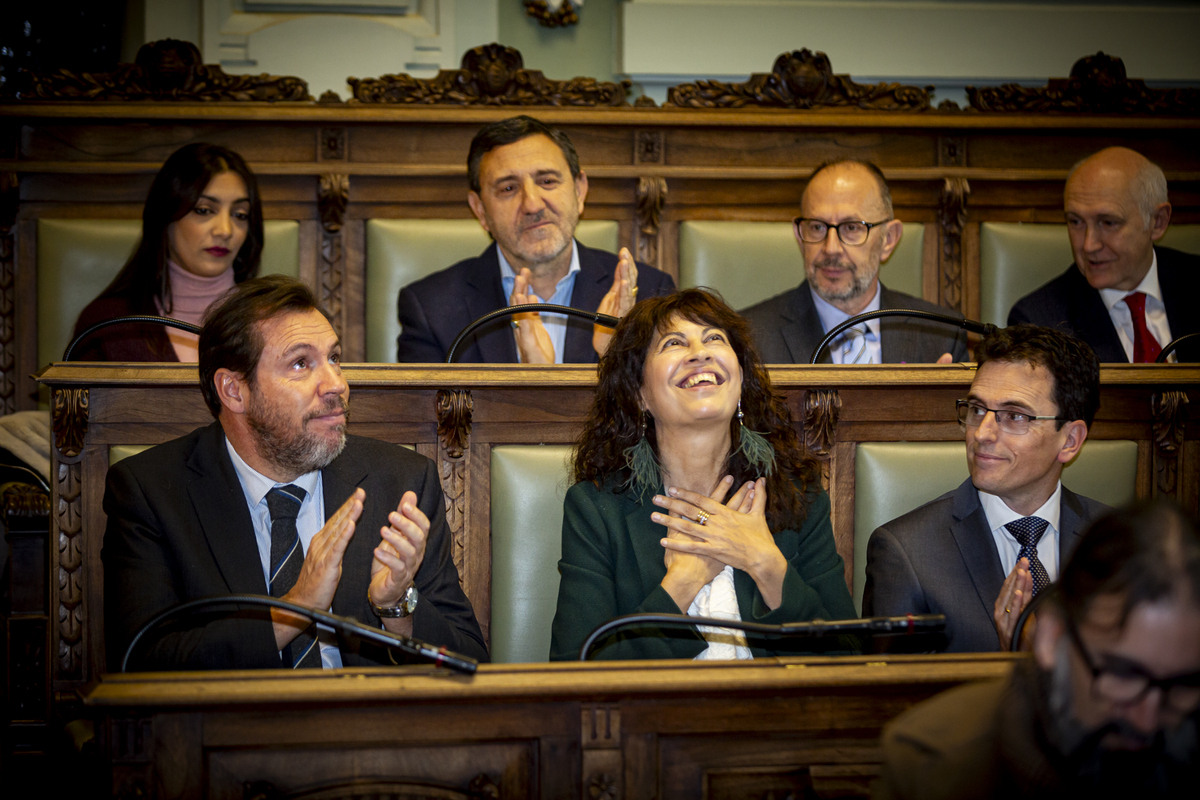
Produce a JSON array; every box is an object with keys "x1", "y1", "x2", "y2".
[{"x1": 863, "y1": 325, "x2": 1109, "y2": 652}]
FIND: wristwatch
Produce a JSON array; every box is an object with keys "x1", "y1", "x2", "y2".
[{"x1": 370, "y1": 585, "x2": 418, "y2": 618}]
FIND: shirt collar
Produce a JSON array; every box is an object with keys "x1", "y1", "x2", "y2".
[
  {"x1": 497, "y1": 240, "x2": 581, "y2": 299},
  {"x1": 225, "y1": 437, "x2": 321, "y2": 509},
  {"x1": 809, "y1": 281, "x2": 882, "y2": 339},
  {"x1": 1098, "y1": 249, "x2": 1162, "y2": 311},
  {"x1": 978, "y1": 481, "x2": 1063, "y2": 536}
]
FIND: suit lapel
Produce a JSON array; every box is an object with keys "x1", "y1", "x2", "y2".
[
  {"x1": 185, "y1": 423, "x2": 270, "y2": 595},
  {"x1": 1057, "y1": 486, "x2": 1086, "y2": 565},
  {"x1": 947, "y1": 480, "x2": 1005, "y2": 617},
  {"x1": 463, "y1": 245, "x2": 519, "y2": 363},
  {"x1": 782, "y1": 284, "x2": 830, "y2": 364},
  {"x1": 564, "y1": 242, "x2": 609, "y2": 363},
  {"x1": 1065, "y1": 266, "x2": 1127, "y2": 362},
  {"x1": 624, "y1": 492, "x2": 673, "y2": 605}
]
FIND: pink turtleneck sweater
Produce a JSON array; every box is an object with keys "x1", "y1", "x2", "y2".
[{"x1": 154, "y1": 260, "x2": 236, "y2": 362}]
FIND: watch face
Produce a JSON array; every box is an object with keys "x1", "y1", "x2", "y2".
[{"x1": 402, "y1": 586, "x2": 419, "y2": 615}]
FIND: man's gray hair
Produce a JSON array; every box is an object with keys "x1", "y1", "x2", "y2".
[{"x1": 1067, "y1": 154, "x2": 1169, "y2": 229}]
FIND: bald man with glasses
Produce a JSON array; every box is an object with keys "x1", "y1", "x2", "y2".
[
  {"x1": 862, "y1": 325, "x2": 1110, "y2": 652},
  {"x1": 742, "y1": 159, "x2": 969, "y2": 364}
]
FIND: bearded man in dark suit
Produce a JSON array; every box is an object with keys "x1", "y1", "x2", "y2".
[
  {"x1": 104, "y1": 276, "x2": 487, "y2": 670},
  {"x1": 397, "y1": 115, "x2": 675, "y2": 363}
]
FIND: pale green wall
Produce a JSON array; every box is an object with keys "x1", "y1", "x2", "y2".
[{"x1": 497, "y1": 0, "x2": 618, "y2": 82}]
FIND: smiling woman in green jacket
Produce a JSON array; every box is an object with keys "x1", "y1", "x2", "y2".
[{"x1": 549, "y1": 288, "x2": 856, "y2": 661}]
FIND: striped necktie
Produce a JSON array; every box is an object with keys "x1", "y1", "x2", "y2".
[
  {"x1": 266, "y1": 484, "x2": 322, "y2": 669},
  {"x1": 837, "y1": 325, "x2": 876, "y2": 364}
]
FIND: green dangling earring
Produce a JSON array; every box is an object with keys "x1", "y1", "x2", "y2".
[
  {"x1": 736, "y1": 399, "x2": 776, "y2": 477},
  {"x1": 622, "y1": 410, "x2": 660, "y2": 501}
]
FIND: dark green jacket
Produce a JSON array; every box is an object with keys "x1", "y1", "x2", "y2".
[{"x1": 549, "y1": 480, "x2": 856, "y2": 661}]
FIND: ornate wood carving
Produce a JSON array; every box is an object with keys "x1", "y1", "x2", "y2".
[
  {"x1": 803, "y1": 388, "x2": 841, "y2": 461},
  {"x1": 666, "y1": 49, "x2": 932, "y2": 110},
  {"x1": 436, "y1": 389, "x2": 473, "y2": 576},
  {"x1": 0, "y1": 171, "x2": 17, "y2": 415},
  {"x1": 318, "y1": 174, "x2": 350, "y2": 341},
  {"x1": 318, "y1": 127, "x2": 347, "y2": 161},
  {"x1": 1151, "y1": 390, "x2": 1188, "y2": 498},
  {"x1": 56, "y1": 458, "x2": 84, "y2": 681},
  {"x1": 348, "y1": 44, "x2": 629, "y2": 106},
  {"x1": 524, "y1": 0, "x2": 580, "y2": 28},
  {"x1": 938, "y1": 136, "x2": 966, "y2": 168},
  {"x1": 635, "y1": 177, "x2": 668, "y2": 268},
  {"x1": 582, "y1": 705, "x2": 621, "y2": 800},
  {"x1": 10, "y1": 39, "x2": 311, "y2": 102},
  {"x1": 3, "y1": 483, "x2": 51, "y2": 518},
  {"x1": 937, "y1": 178, "x2": 970, "y2": 313},
  {"x1": 52, "y1": 388, "x2": 89, "y2": 459},
  {"x1": 634, "y1": 130, "x2": 664, "y2": 165},
  {"x1": 968, "y1": 52, "x2": 1200, "y2": 115}
]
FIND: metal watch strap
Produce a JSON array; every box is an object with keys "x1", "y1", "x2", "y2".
[{"x1": 370, "y1": 585, "x2": 418, "y2": 618}]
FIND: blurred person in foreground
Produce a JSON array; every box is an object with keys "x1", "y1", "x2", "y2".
[
  {"x1": 549, "y1": 288, "x2": 855, "y2": 661},
  {"x1": 876, "y1": 501, "x2": 1200, "y2": 799}
]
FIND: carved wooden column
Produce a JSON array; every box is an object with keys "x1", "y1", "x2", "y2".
[
  {"x1": 803, "y1": 388, "x2": 842, "y2": 469},
  {"x1": 51, "y1": 387, "x2": 88, "y2": 683},
  {"x1": 0, "y1": 172, "x2": 17, "y2": 416},
  {"x1": 634, "y1": 176, "x2": 667, "y2": 272},
  {"x1": 582, "y1": 704, "x2": 621, "y2": 800},
  {"x1": 436, "y1": 389, "x2": 473, "y2": 583},
  {"x1": 805, "y1": 387, "x2": 854, "y2": 589},
  {"x1": 318, "y1": 173, "x2": 350, "y2": 343},
  {"x1": 937, "y1": 178, "x2": 970, "y2": 314},
  {"x1": 1151, "y1": 390, "x2": 1188, "y2": 502}
]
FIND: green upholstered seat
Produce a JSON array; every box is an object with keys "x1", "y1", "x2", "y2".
[
  {"x1": 109, "y1": 445, "x2": 153, "y2": 465},
  {"x1": 365, "y1": 219, "x2": 621, "y2": 363},
  {"x1": 851, "y1": 438, "x2": 1138, "y2": 614},
  {"x1": 489, "y1": 444, "x2": 574, "y2": 663},
  {"x1": 978, "y1": 223, "x2": 1200, "y2": 328},
  {"x1": 37, "y1": 218, "x2": 300, "y2": 369},
  {"x1": 677, "y1": 221, "x2": 925, "y2": 312}
]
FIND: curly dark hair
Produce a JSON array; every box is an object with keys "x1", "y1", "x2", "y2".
[
  {"x1": 573, "y1": 288, "x2": 824, "y2": 532},
  {"x1": 976, "y1": 324, "x2": 1100, "y2": 428}
]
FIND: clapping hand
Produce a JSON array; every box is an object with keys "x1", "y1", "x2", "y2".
[
  {"x1": 593, "y1": 248, "x2": 639, "y2": 357},
  {"x1": 510, "y1": 268, "x2": 555, "y2": 364}
]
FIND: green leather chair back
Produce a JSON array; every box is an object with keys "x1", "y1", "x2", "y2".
[
  {"x1": 678, "y1": 221, "x2": 925, "y2": 312},
  {"x1": 978, "y1": 223, "x2": 1200, "y2": 329},
  {"x1": 365, "y1": 219, "x2": 621, "y2": 363},
  {"x1": 37, "y1": 218, "x2": 300, "y2": 368},
  {"x1": 489, "y1": 444, "x2": 574, "y2": 663},
  {"x1": 110, "y1": 445, "x2": 152, "y2": 465},
  {"x1": 851, "y1": 438, "x2": 1138, "y2": 614}
]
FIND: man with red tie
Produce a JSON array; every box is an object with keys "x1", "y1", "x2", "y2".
[{"x1": 1008, "y1": 147, "x2": 1199, "y2": 363}]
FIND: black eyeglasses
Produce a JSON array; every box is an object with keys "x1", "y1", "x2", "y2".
[
  {"x1": 1064, "y1": 614, "x2": 1200, "y2": 712},
  {"x1": 955, "y1": 400, "x2": 1065, "y2": 436},
  {"x1": 793, "y1": 217, "x2": 891, "y2": 247}
]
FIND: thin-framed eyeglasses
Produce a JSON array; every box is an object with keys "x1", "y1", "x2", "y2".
[
  {"x1": 955, "y1": 400, "x2": 1065, "y2": 436},
  {"x1": 1063, "y1": 614, "x2": 1200, "y2": 712},
  {"x1": 793, "y1": 217, "x2": 891, "y2": 247}
]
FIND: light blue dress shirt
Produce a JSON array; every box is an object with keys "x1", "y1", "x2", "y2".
[
  {"x1": 498, "y1": 240, "x2": 582, "y2": 364},
  {"x1": 810, "y1": 283, "x2": 882, "y2": 364},
  {"x1": 225, "y1": 439, "x2": 343, "y2": 668}
]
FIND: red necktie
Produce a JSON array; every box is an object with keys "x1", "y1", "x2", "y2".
[{"x1": 1125, "y1": 291, "x2": 1162, "y2": 363}]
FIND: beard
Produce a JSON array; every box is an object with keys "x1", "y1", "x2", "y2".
[
  {"x1": 245, "y1": 388, "x2": 348, "y2": 478},
  {"x1": 807, "y1": 253, "x2": 877, "y2": 304}
]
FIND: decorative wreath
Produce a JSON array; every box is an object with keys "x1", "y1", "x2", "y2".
[{"x1": 523, "y1": 0, "x2": 580, "y2": 28}]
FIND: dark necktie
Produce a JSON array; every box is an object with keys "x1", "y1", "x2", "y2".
[
  {"x1": 266, "y1": 485, "x2": 322, "y2": 669},
  {"x1": 1125, "y1": 291, "x2": 1163, "y2": 363},
  {"x1": 1005, "y1": 516, "x2": 1051, "y2": 596}
]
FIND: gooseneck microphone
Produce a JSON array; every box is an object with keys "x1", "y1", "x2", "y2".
[
  {"x1": 121, "y1": 594, "x2": 478, "y2": 675},
  {"x1": 810, "y1": 309, "x2": 995, "y2": 365},
  {"x1": 578, "y1": 612, "x2": 946, "y2": 661},
  {"x1": 63, "y1": 315, "x2": 203, "y2": 361},
  {"x1": 1156, "y1": 331, "x2": 1200, "y2": 363},
  {"x1": 445, "y1": 304, "x2": 619, "y2": 363}
]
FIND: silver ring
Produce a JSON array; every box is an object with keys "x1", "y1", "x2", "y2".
[{"x1": 695, "y1": 510, "x2": 710, "y2": 526}]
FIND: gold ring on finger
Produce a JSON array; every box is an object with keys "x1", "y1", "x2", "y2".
[
  {"x1": 631, "y1": 286, "x2": 638, "y2": 296},
  {"x1": 1004, "y1": 607, "x2": 1012, "y2": 614},
  {"x1": 695, "y1": 510, "x2": 710, "y2": 526}
]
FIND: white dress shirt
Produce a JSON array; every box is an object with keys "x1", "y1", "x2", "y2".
[
  {"x1": 1097, "y1": 251, "x2": 1173, "y2": 362},
  {"x1": 498, "y1": 240, "x2": 582, "y2": 364},
  {"x1": 687, "y1": 565, "x2": 751, "y2": 660},
  {"x1": 978, "y1": 482, "x2": 1063, "y2": 582},
  {"x1": 226, "y1": 440, "x2": 343, "y2": 668},
  {"x1": 810, "y1": 283, "x2": 883, "y2": 364}
]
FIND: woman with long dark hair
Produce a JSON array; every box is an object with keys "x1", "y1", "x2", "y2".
[
  {"x1": 549, "y1": 289, "x2": 855, "y2": 661},
  {"x1": 71, "y1": 142, "x2": 263, "y2": 361}
]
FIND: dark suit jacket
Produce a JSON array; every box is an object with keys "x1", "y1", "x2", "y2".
[
  {"x1": 741, "y1": 282, "x2": 970, "y2": 364},
  {"x1": 102, "y1": 423, "x2": 487, "y2": 671},
  {"x1": 862, "y1": 478, "x2": 1108, "y2": 653},
  {"x1": 71, "y1": 293, "x2": 177, "y2": 362},
  {"x1": 549, "y1": 480, "x2": 856, "y2": 661},
  {"x1": 396, "y1": 241, "x2": 676, "y2": 363},
  {"x1": 1007, "y1": 245, "x2": 1200, "y2": 363}
]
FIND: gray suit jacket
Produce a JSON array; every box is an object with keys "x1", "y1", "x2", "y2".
[
  {"x1": 740, "y1": 281, "x2": 970, "y2": 364},
  {"x1": 861, "y1": 478, "x2": 1108, "y2": 653}
]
